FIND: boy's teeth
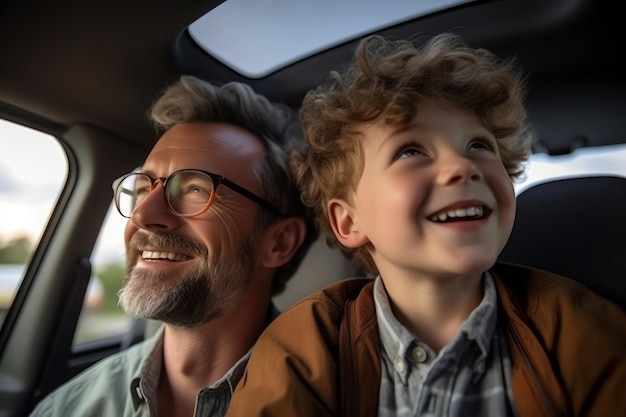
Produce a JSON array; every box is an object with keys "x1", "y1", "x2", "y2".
[{"x1": 431, "y1": 206, "x2": 483, "y2": 222}]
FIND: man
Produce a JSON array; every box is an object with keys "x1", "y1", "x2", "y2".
[{"x1": 29, "y1": 75, "x2": 317, "y2": 416}]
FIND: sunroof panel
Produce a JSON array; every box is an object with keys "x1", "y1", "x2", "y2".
[{"x1": 188, "y1": 0, "x2": 474, "y2": 79}]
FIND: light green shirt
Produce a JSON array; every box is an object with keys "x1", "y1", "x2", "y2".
[{"x1": 29, "y1": 325, "x2": 251, "y2": 417}]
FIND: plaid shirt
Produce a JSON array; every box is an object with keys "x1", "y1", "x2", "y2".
[{"x1": 375, "y1": 272, "x2": 518, "y2": 417}]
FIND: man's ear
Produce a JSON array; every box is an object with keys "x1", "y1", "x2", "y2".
[
  {"x1": 328, "y1": 198, "x2": 368, "y2": 249},
  {"x1": 260, "y1": 216, "x2": 306, "y2": 268}
]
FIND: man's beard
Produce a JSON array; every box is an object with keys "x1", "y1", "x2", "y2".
[{"x1": 118, "y1": 230, "x2": 258, "y2": 327}]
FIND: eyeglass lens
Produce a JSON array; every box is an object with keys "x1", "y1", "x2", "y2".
[{"x1": 116, "y1": 172, "x2": 215, "y2": 217}]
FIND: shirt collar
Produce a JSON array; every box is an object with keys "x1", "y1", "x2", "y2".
[
  {"x1": 374, "y1": 272, "x2": 499, "y2": 379},
  {"x1": 131, "y1": 324, "x2": 165, "y2": 411},
  {"x1": 374, "y1": 276, "x2": 414, "y2": 368},
  {"x1": 129, "y1": 301, "x2": 280, "y2": 411},
  {"x1": 460, "y1": 271, "x2": 498, "y2": 358}
]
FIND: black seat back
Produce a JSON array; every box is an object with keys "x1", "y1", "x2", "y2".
[{"x1": 499, "y1": 175, "x2": 626, "y2": 310}]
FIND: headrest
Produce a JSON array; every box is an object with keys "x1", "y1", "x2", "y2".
[{"x1": 499, "y1": 175, "x2": 626, "y2": 310}]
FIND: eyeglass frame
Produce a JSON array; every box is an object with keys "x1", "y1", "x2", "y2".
[{"x1": 112, "y1": 169, "x2": 282, "y2": 218}]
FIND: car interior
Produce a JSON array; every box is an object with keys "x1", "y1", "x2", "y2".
[
  {"x1": 500, "y1": 175, "x2": 626, "y2": 309},
  {"x1": 0, "y1": 0, "x2": 624, "y2": 416}
]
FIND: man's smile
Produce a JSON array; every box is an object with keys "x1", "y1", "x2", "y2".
[{"x1": 141, "y1": 250, "x2": 191, "y2": 262}]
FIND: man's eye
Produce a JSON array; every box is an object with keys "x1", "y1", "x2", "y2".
[
  {"x1": 182, "y1": 185, "x2": 212, "y2": 199},
  {"x1": 135, "y1": 186, "x2": 151, "y2": 197}
]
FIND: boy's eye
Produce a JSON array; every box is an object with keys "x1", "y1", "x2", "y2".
[
  {"x1": 399, "y1": 149, "x2": 422, "y2": 159},
  {"x1": 396, "y1": 142, "x2": 426, "y2": 160},
  {"x1": 468, "y1": 136, "x2": 497, "y2": 153}
]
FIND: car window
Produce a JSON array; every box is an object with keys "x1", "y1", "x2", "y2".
[
  {"x1": 515, "y1": 144, "x2": 626, "y2": 194},
  {"x1": 0, "y1": 118, "x2": 132, "y2": 344},
  {"x1": 81, "y1": 203, "x2": 132, "y2": 344},
  {"x1": 189, "y1": 0, "x2": 472, "y2": 78},
  {"x1": 0, "y1": 119, "x2": 66, "y2": 324}
]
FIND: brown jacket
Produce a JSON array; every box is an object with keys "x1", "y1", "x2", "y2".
[{"x1": 226, "y1": 262, "x2": 626, "y2": 417}]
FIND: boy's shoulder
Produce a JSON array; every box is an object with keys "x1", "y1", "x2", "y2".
[
  {"x1": 296, "y1": 277, "x2": 375, "y2": 313},
  {"x1": 267, "y1": 277, "x2": 376, "y2": 336},
  {"x1": 492, "y1": 261, "x2": 608, "y2": 305},
  {"x1": 493, "y1": 261, "x2": 626, "y2": 332}
]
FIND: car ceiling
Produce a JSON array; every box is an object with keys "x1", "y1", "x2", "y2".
[
  {"x1": 0, "y1": 0, "x2": 622, "y2": 154},
  {"x1": 0, "y1": 1, "x2": 218, "y2": 148}
]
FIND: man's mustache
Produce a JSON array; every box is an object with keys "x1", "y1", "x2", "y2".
[{"x1": 130, "y1": 231, "x2": 207, "y2": 257}]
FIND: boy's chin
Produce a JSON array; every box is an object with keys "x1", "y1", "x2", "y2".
[{"x1": 441, "y1": 255, "x2": 499, "y2": 277}]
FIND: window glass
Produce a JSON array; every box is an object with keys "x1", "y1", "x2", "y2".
[
  {"x1": 0, "y1": 118, "x2": 132, "y2": 343},
  {"x1": 514, "y1": 144, "x2": 626, "y2": 194},
  {"x1": 189, "y1": 0, "x2": 473, "y2": 78},
  {"x1": 0, "y1": 119, "x2": 67, "y2": 325},
  {"x1": 77, "y1": 203, "x2": 132, "y2": 344}
]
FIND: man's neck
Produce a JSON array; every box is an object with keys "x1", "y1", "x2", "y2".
[{"x1": 157, "y1": 296, "x2": 272, "y2": 416}]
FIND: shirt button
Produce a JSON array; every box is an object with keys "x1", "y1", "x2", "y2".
[
  {"x1": 411, "y1": 346, "x2": 428, "y2": 363},
  {"x1": 394, "y1": 357, "x2": 406, "y2": 373}
]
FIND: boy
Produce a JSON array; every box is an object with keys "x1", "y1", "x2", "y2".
[{"x1": 225, "y1": 34, "x2": 626, "y2": 417}]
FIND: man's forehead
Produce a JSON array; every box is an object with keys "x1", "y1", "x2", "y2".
[{"x1": 152, "y1": 122, "x2": 264, "y2": 154}]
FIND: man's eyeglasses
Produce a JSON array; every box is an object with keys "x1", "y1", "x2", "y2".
[{"x1": 112, "y1": 169, "x2": 281, "y2": 218}]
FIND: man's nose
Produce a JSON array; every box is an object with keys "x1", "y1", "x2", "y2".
[
  {"x1": 130, "y1": 182, "x2": 181, "y2": 231},
  {"x1": 435, "y1": 151, "x2": 483, "y2": 186}
]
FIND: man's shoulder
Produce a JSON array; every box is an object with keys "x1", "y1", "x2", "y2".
[{"x1": 29, "y1": 338, "x2": 155, "y2": 416}]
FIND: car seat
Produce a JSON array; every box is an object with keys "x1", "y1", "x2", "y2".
[{"x1": 498, "y1": 175, "x2": 626, "y2": 310}]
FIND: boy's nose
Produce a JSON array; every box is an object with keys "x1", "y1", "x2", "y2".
[{"x1": 436, "y1": 152, "x2": 483, "y2": 186}]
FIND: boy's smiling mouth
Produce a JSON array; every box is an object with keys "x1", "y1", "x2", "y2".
[{"x1": 428, "y1": 204, "x2": 491, "y2": 223}]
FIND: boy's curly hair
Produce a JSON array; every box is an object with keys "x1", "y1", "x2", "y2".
[{"x1": 292, "y1": 33, "x2": 534, "y2": 275}]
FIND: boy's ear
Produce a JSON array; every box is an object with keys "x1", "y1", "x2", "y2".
[
  {"x1": 328, "y1": 198, "x2": 368, "y2": 249},
  {"x1": 259, "y1": 216, "x2": 306, "y2": 268}
]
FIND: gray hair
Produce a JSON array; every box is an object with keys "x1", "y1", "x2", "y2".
[{"x1": 149, "y1": 75, "x2": 317, "y2": 295}]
